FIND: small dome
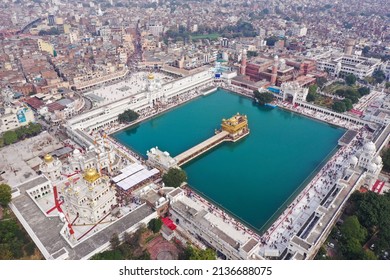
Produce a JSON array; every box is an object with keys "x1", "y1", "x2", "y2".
[
  {"x1": 349, "y1": 156, "x2": 358, "y2": 165},
  {"x1": 73, "y1": 149, "x2": 80, "y2": 155},
  {"x1": 83, "y1": 168, "x2": 100, "y2": 183},
  {"x1": 44, "y1": 154, "x2": 53, "y2": 163},
  {"x1": 363, "y1": 141, "x2": 376, "y2": 153},
  {"x1": 368, "y1": 162, "x2": 377, "y2": 172},
  {"x1": 373, "y1": 156, "x2": 382, "y2": 165},
  {"x1": 147, "y1": 73, "x2": 154, "y2": 80}
]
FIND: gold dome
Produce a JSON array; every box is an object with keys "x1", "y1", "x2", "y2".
[
  {"x1": 44, "y1": 154, "x2": 53, "y2": 163},
  {"x1": 83, "y1": 168, "x2": 100, "y2": 183},
  {"x1": 147, "y1": 73, "x2": 154, "y2": 80}
]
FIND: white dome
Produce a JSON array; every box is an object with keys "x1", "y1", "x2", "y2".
[
  {"x1": 373, "y1": 156, "x2": 382, "y2": 165},
  {"x1": 349, "y1": 156, "x2": 358, "y2": 165},
  {"x1": 73, "y1": 149, "x2": 80, "y2": 155},
  {"x1": 363, "y1": 141, "x2": 376, "y2": 153},
  {"x1": 368, "y1": 162, "x2": 377, "y2": 172}
]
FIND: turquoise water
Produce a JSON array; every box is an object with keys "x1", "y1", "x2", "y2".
[{"x1": 112, "y1": 89, "x2": 344, "y2": 232}]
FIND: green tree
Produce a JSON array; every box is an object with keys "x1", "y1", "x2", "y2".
[
  {"x1": 343, "y1": 98, "x2": 353, "y2": 111},
  {"x1": 332, "y1": 101, "x2": 347, "y2": 112},
  {"x1": 309, "y1": 84, "x2": 318, "y2": 95},
  {"x1": 362, "y1": 250, "x2": 377, "y2": 260},
  {"x1": 118, "y1": 109, "x2": 139, "y2": 124},
  {"x1": 358, "y1": 87, "x2": 370, "y2": 96},
  {"x1": 163, "y1": 168, "x2": 187, "y2": 188},
  {"x1": 0, "y1": 219, "x2": 25, "y2": 259},
  {"x1": 110, "y1": 233, "x2": 120, "y2": 250},
  {"x1": 246, "y1": 51, "x2": 258, "y2": 58},
  {"x1": 91, "y1": 250, "x2": 123, "y2": 260},
  {"x1": 340, "y1": 216, "x2": 367, "y2": 243},
  {"x1": 182, "y1": 245, "x2": 216, "y2": 260},
  {"x1": 254, "y1": 90, "x2": 274, "y2": 105},
  {"x1": 0, "y1": 184, "x2": 12, "y2": 207},
  {"x1": 372, "y1": 70, "x2": 386, "y2": 84},
  {"x1": 306, "y1": 92, "x2": 317, "y2": 102},
  {"x1": 383, "y1": 148, "x2": 390, "y2": 173},
  {"x1": 345, "y1": 74, "x2": 357, "y2": 86},
  {"x1": 340, "y1": 238, "x2": 364, "y2": 259},
  {"x1": 316, "y1": 77, "x2": 328, "y2": 88},
  {"x1": 385, "y1": 82, "x2": 390, "y2": 89},
  {"x1": 3, "y1": 131, "x2": 18, "y2": 145},
  {"x1": 315, "y1": 246, "x2": 328, "y2": 260},
  {"x1": 362, "y1": 46, "x2": 370, "y2": 56},
  {"x1": 148, "y1": 218, "x2": 163, "y2": 233},
  {"x1": 265, "y1": 36, "x2": 279, "y2": 46}
]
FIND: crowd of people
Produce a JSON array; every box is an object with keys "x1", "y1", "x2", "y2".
[{"x1": 258, "y1": 127, "x2": 369, "y2": 257}]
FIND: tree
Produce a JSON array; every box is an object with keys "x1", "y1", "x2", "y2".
[
  {"x1": 0, "y1": 219, "x2": 25, "y2": 259},
  {"x1": 91, "y1": 250, "x2": 123, "y2": 260},
  {"x1": 182, "y1": 245, "x2": 216, "y2": 260},
  {"x1": 148, "y1": 218, "x2": 163, "y2": 233},
  {"x1": 2, "y1": 131, "x2": 17, "y2": 145},
  {"x1": 163, "y1": 168, "x2": 187, "y2": 188},
  {"x1": 246, "y1": 51, "x2": 258, "y2": 58},
  {"x1": 345, "y1": 74, "x2": 356, "y2": 86},
  {"x1": 362, "y1": 46, "x2": 370, "y2": 56},
  {"x1": 118, "y1": 109, "x2": 139, "y2": 124},
  {"x1": 110, "y1": 233, "x2": 120, "y2": 250},
  {"x1": 385, "y1": 82, "x2": 390, "y2": 89},
  {"x1": 306, "y1": 92, "x2": 317, "y2": 102},
  {"x1": 340, "y1": 216, "x2": 367, "y2": 243},
  {"x1": 309, "y1": 85, "x2": 318, "y2": 95},
  {"x1": 265, "y1": 36, "x2": 279, "y2": 46},
  {"x1": 383, "y1": 148, "x2": 390, "y2": 173},
  {"x1": 315, "y1": 246, "x2": 328, "y2": 260},
  {"x1": 332, "y1": 101, "x2": 347, "y2": 112},
  {"x1": 358, "y1": 87, "x2": 370, "y2": 96},
  {"x1": 316, "y1": 77, "x2": 328, "y2": 88},
  {"x1": 340, "y1": 238, "x2": 364, "y2": 259},
  {"x1": 253, "y1": 90, "x2": 274, "y2": 105},
  {"x1": 343, "y1": 98, "x2": 353, "y2": 111},
  {"x1": 0, "y1": 184, "x2": 12, "y2": 207},
  {"x1": 372, "y1": 70, "x2": 386, "y2": 84}
]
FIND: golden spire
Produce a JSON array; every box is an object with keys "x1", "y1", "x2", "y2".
[
  {"x1": 83, "y1": 168, "x2": 100, "y2": 183},
  {"x1": 147, "y1": 72, "x2": 155, "y2": 80},
  {"x1": 44, "y1": 154, "x2": 53, "y2": 163}
]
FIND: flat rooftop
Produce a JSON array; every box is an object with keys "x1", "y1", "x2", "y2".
[{"x1": 12, "y1": 181, "x2": 154, "y2": 259}]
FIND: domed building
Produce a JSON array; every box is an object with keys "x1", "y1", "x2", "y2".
[
  {"x1": 68, "y1": 142, "x2": 118, "y2": 174},
  {"x1": 354, "y1": 141, "x2": 383, "y2": 186},
  {"x1": 145, "y1": 72, "x2": 163, "y2": 105},
  {"x1": 61, "y1": 167, "x2": 116, "y2": 223},
  {"x1": 357, "y1": 141, "x2": 377, "y2": 169},
  {"x1": 39, "y1": 154, "x2": 62, "y2": 182}
]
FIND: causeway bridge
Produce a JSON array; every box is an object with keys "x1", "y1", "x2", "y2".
[
  {"x1": 147, "y1": 113, "x2": 250, "y2": 170},
  {"x1": 174, "y1": 131, "x2": 230, "y2": 166}
]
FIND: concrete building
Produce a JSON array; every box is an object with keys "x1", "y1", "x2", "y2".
[
  {"x1": 316, "y1": 54, "x2": 382, "y2": 79},
  {"x1": 272, "y1": 81, "x2": 309, "y2": 105},
  {"x1": 0, "y1": 106, "x2": 36, "y2": 134},
  {"x1": 344, "y1": 39, "x2": 355, "y2": 56},
  {"x1": 66, "y1": 69, "x2": 213, "y2": 146},
  {"x1": 37, "y1": 39, "x2": 54, "y2": 56},
  {"x1": 39, "y1": 154, "x2": 63, "y2": 182},
  {"x1": 60, "y1": 168, "x2": 116, "y2": 225},
  {"x1": 168, "y1": 188, "x2": 260, "y2": 260}
]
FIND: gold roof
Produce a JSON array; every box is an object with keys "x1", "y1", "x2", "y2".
[
  {"x1": 44, "y1": 154, "x2": 53, "y2": 163},
  {"x1": 83, "y1": 168, "x2": 100, "y2": 183},
  {"x1": 147, "y1": 73, "x2": 154, "y2": 80}
]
